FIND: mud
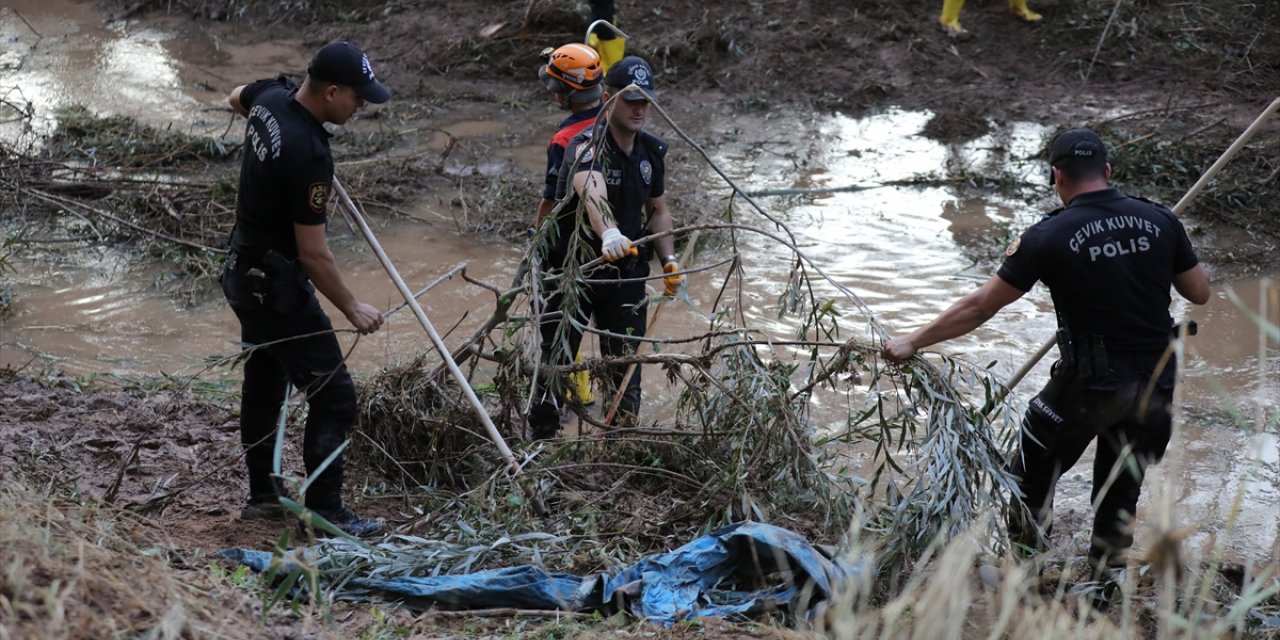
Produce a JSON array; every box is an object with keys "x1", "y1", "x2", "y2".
[{"x1": 2, "y1": 0, "x2": 1279, "y2": 636}]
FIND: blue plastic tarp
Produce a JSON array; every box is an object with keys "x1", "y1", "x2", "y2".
[
  {"x1": 355, "y1": 565, "x2": 601, "y2": 611},
  {"x1": 218, "y1": 521, "x2": 863, "y2": 625},
  {"x1": 603, "y1": 521, "x2": 857, "y2": 622}
]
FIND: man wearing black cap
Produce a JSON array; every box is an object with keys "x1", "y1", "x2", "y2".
[
  {"x1": 220, "y1": 41, "x2": 391, "y2": 536},
  {"x1": 881, "y1": 127, "x2": 1210, "y2": 604},
  {"x1": 528, "y1": 56, "x2": 684, "y2": 439}
]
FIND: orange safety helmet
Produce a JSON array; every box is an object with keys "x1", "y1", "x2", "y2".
[{"x1": 542, "y1": 43, "x2": 604, "y2": 91}]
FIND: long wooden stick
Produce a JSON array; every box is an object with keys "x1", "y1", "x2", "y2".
[
  {"x1": 1173, "y1": 96, "x2": 1280, "y2": 214},
  {"x1": 602, "y1": 231, "x2": 701, "y2": 426},
  {"x1": 999, "y1": 337, "x2": 1056, "y2": 401},
  {"x1": 601, "y1": 291, "x2": 669, "y2": 427},
  {"x1": 999, "y1": 96, "x2": 1280, "y2": 400},
  {"x1": 332, "y1": 178, "x2": 544, "y2": 515}
]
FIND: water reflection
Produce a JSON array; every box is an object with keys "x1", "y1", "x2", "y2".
[
  {"x1": 0, "y1": 0, "x2": 206, "y2": 142},
  {"x1": 1185, "y1": 277, "x2": 1279, "y2": 412},
  {"x1": 99, "y1": 28, "x2": 194, "y2": 120},
  {"x1": 699, "y1": 108, "x2": 1058, "y2": 380},
  {"x1": 700, "y1": 108, "x2": 1277, "y2": 562},
  {"x1": 938, "y1": 198, "x2": 1017, "y2": 264}
]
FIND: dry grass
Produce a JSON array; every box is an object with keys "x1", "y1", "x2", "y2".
[
  {"x1": 353, "y1": 354, "x2": 495, "y2": 489},
  {"x1": 812, "y1": 525, "x2": 1280, "y2": 639},
  {"x1": 0, "y1": 473, "x2": 269, "y2": 640}
]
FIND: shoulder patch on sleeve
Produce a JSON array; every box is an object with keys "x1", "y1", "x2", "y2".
[
  {"x1": 308, "y1": 182, "x2": 330, "y2": 213},
  {"x1": 574, "y1": 141, "x2": 594, "y2": 164},
  {"x1": 1004, "y1": 235, "x2": 1022, "y2": 257}
]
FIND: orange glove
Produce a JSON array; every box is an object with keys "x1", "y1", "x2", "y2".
[{"x1": 662, "y1": 259, "x2": 683, "y2": 297}]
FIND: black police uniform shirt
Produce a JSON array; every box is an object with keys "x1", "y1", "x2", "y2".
[
  {"x1": 229, "y1": 76, "x2": 333, "y2": 261},
  {"x1": 997, "y1": 188, "x2": 1200, "y2": 353},
  {"x1": 548, "y1": 125, "x2": 667, "y2": 268}
]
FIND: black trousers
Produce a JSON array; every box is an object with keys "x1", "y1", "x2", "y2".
[
  {"x1": 529, "y1": 263, "x2": 648, "y2": 436},
  {"x1": 1007, "y1": 353, "x2": 1174, "y2": 571},
  {"x1": 220, "y1": 260, "x2": 355, "y2": 511},
  {"x1": 588, "y1": 0, "x2": 615, "y2": 25}
]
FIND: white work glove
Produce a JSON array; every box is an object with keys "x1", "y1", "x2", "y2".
[{"x1": 600, "y1": 228, "x2": 632, "y2": 263}]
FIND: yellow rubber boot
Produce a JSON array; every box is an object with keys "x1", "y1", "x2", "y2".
[
  {"x1": 940, "y1": 0, "x2": 966, "y2": 34},
  {"x1": 1010, "y1": 0, "x2": 1042, "y2": 22},
  {"x1": 567, "y1": 352, "x2": 594, "y2": 405},
  {"x1": 588, "y1": 31, "x2": 626, "y2": 73}
]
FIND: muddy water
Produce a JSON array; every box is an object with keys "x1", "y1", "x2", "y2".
[
  {"x1": 702, "y1": 108, "x2": 1279, "y2": 562},
  {"x1": 0, "y1": 0, "x2": 306, "y2": 144},
  {"x1": 1, "y1": 4, "x2": 1275, "y2": 563}
]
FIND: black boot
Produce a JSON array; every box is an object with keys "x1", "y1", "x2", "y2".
[
  {"x1": 300, "y1": 504, "x2": 384, "y2": 537},
  {"x1": 1086, "y1": 566, "x2": 1123, "y2": 612},
  {"x1": 242, "y1": 476, "x2": 290, "y2": 520},
  {"x1": 527, "y1": 401, "x2": 561, "y2": 440}
]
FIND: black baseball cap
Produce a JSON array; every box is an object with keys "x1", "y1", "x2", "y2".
[
  {"x1": 307, "y1": 41, "x2": 391, "y2": 104},
  {"x1": 1048, "y1": 127, "x2": 1107, "y2": 167},
  {"x1": 603, "y1": 56, "x2": 656, "y2": 101}
]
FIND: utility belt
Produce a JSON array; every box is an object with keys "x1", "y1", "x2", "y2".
[
  {"x1": 224, "y1": 249, "x2": 312, "y2": 312},
  {"x1": 1055, "y1": 321, "x2": 1198, "y2": 380},
  {"x1": 226, "y1": 249, "x2": 301, "y2": 279},
  {"x1": 1055, "y1": 330, "x2": 1110, "y2": 379}
]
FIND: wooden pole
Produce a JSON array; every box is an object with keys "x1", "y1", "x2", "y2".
[
  {"x1": 1172, "y1": 97, "x2": 1280, "y2": 214},
  {"x1": 331, "y1": 178, "x2": 545, "y2": 515},
  {"x1": 602, "y1": 231, "x2": 701, "y2": 426}
]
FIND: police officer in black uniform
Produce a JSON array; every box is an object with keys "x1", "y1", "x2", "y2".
[
  {"x1": 528, "y1": 56, "x2": 685, "y2": 439},
  {"x1": 221, "y1": 41, "x2": 391, "y2": 536},
  {"x1": 882, "y1": 128, "x2": 1211, "y2": 603}
]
